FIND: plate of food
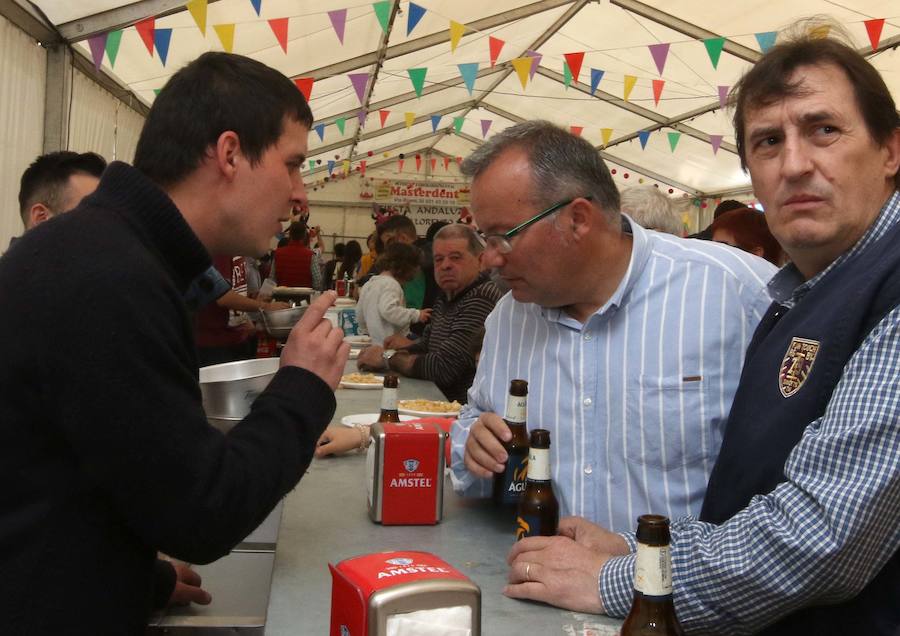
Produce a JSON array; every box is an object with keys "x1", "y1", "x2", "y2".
[
  {"x1": 397, "y1": 399, "x2": 462, "y2": 417},
  {"x1": 339, "y1": 372, "x2": 384, "y2": 389},
  {"x1": 343, "y1": 335, "x2": 372, "y2": 348},
  {"x1": 340, "y1": 413, "x2": 417, "y2": 427}
]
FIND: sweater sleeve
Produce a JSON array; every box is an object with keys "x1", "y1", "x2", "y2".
[{"x1": 377, "y1": 278, "x2": 421, "y2": 329}]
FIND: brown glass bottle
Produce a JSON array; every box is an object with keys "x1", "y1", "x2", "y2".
[
  {"x1": 620, "y1": 515, "x2": 684, "y2": 635},
  {"x1": 378, "y1": 373, "x2": 401, "y2": 423},
  {"x1": 492, "y1": 379, "x2": 530, "y2": 507},
  {"x1": 514, "y1": 429, "x2": 559, "y2": 540}
]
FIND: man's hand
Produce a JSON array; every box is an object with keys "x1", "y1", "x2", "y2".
[
  {"x1": 558, "y1": 516, "x2": 631, "y2": 554},
  {"x1": 168, "y1": 563, "x2": 212, "y2": 607},
  {"x1": 357, "y1": 345, "x2": 385, "y2": 371},
  {"x1": 463, "y1": 413, "x2": 511, "y2": 478},
  {"x1": 504, "y1": 535, "x2": 607, "y2": 614},
  {"x1": 281, "y1": 291, "x2": 349, "y2": 390},
  {"x1": 383, "y1": 334, "x2": 414, "y2": 349},
  {"x1": 264, "y1": 300, "x2": 291, "y2": 311}
]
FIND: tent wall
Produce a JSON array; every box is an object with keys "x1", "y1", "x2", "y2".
[{"x1": 69, "y1": 69, "x2": 145, "y2": 163}]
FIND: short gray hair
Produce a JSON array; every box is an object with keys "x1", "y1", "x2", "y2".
[
  {"x1": 619, "y1": 186, "x2": 681, "y2": 235},
  {"x1": 433, "y1": 223, "x2": 483, "y2": 255},
  {"x1": 461, "y1": 120, "x2": 620, "y2": 222}
]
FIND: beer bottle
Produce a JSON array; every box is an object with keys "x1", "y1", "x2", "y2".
[
  {"x1": 620, "y1": 515, "x2": 684, "y2": 635},
  {"x1": 378, "y1": 373, "x2": 401, "y2": 423},
  {"x1": 493, "y1": 379, "x2": 530, "y2": 507},
  {"x1": 515, "y1": 429, "x2": 559, "y2": 540}
]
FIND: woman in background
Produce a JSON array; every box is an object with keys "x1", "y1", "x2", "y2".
[
  {"x1": 357, "y1": 232, "x2": 379, "y2": 279},
  {"x1": 710, "y1": 206, "x2": 784, "y2": 266}
]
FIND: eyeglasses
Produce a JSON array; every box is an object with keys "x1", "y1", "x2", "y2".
[{"x1": 476, "y1": 196, "x2": 592, "y2": 255}]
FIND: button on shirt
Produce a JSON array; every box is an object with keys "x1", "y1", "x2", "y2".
[{"x1": 450, "y1": 216, "x2": 776, "y2": 532}]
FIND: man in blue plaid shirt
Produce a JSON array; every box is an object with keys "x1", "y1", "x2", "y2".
[{"x1": 504, "y1": 25, "x2": 900, "y2": 635}]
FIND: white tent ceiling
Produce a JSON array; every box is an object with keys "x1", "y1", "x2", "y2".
[{"x1": 23, "y1": 0, "x2": 900, "y2": 197}]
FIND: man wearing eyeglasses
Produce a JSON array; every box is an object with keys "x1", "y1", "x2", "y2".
[{"x1": 450, "y1": 121, "x2": 776, "y2": 535}]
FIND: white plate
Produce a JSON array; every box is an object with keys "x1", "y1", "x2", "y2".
[
  {"x1": 340, "y1": 375, "x2": 383, "y2": 389},
  {"x1": 397, "y1": 407, "x2": 461, "y2": 418},
  {"x1": 340, "y1": 413, "x2": 417, "y2": 427},
  {"x1": 348, "y1": 349, "x2": 360, "y2": 359},
  {"x1": 343, "y1": 335, "x2": 371, "y2": 347}
]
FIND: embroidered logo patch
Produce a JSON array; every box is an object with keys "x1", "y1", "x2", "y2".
[{"x1": 779, "y1": 337, "x2": 819, "y2": 398}]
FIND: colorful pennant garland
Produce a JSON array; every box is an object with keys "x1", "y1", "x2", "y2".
[
  {"x1": 269, "y1": 18, "x2": 288, "y2": 53},
  {"x1": 648, "y1": 43, "x2": 669, "y2": 75},
  {"x1": 407, "y1": 3, "x2": 426, "y2": 36},
  {"x1": 187, "y1": 0, "x2": 207, "y2": 36},
  {"x1": 488, "y1": 37, "x2": 504, "y2": 67},
  {"x1": 449, "y1": 21, "x2": 466, "y2": 52},
  {"x1": 373, "y1": 1, "x2": 391, "y2": 33},
  {"x1": 328, "y1": 9, "x2": 347, "y2": 44}
]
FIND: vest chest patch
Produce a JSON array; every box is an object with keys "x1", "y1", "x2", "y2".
[{"x1": 779, "y1": 337, "x2": 820, "y2": 398}]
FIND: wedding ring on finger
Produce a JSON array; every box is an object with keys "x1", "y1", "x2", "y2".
[{"x1": 525, "y1": 562, "x2": 532, "y2": 582}]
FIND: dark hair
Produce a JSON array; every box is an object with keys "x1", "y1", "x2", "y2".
[
  {"x1": 713, "y1": 199, "x2": 746, "y2": 219},
  {"x1": 133, "y1": 52, "x2": 313, "y2": 187},
  {"x1": 379, "y1": 214, "x2": 417, "y2": 240},
  {"x1": 18, "y1": 151, "x2": 106, "y2": 222},
  {"x1": 710, "y1": 207, "x2": 783, "y2": 265},
  {"x1": 426, "y1": 221, "x2": 450, "y2": 242},
  {"x1": 376, "y1": 242, "x2": 421, "y2": 281},
  {"x1": 732, "y1": 30, "x2": 900, "y2": 187},
  {"x1": 338, "y1": 240, "x2": 363, "y2": 280},
  {"x1": 288, "y1": 221, "x2": 309, "y2": 242},
  {"x1": 333, "y1": 242, "x2": 346, "y2": 259}
]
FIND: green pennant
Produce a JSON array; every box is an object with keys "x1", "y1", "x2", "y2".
[
  {"x1": 563, "y1": 61, "x2": 572, "y2": 89},
  {"x1": 105, "y1": 29, "x2": 123, "y2": 68},
  {"x1": 308, "y1": 160, "x2": 316, "y2": 171},
  {"x1": 704, "y1": 37, "x2": 726, "y2": 69},
  {"x1": 153, "y1": 88, "x2": 161, "y2": 96},
  {"x1": 335, "y1": 117, "x2": 346, "y2": 135},
  {"x1": 667, "y1": 131, "x2": 681, "y2": 152},
  {"x1": 407, "y1": 68, "x2": 427, "y2": 97},
  {"x1": 453, "y1": 116, "x2": 465, "y2": 134},
  {"x1": 373, "y1": 1, "x2": 391, "y2": 33}
]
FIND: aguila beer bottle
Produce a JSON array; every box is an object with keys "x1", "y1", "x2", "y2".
[
  {"x1": 620, "y1": 514, "x2": 684, "y2": 635},
  {"x1": 492, "y1": 379, "x2": 529, "y2": 507},
  {"x1": 515, "y1": 428, "x2": 559, "y2": 540},
  {"x1": 378, "y1": 373, "x2": 401, "y2": 423}
]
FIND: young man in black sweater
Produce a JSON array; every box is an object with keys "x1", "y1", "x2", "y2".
[{"x1": 0, "y1": 52, "x2": 349, "y2": 634}]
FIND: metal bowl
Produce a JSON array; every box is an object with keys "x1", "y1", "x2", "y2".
[
  {"x1": 199, "y1": 358, "x2": 280, "y2": 419},
  {"x1": 261, "y1": 305, "x2": 308, "y2": 338}
]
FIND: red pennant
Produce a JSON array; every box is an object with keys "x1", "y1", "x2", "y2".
[
  {"x1": 136, "y1": 18, "x2": 155, "y2": 55},
  {"x1": 563, "y1": 52, "x2": 585, "y2": 84},
  {"x1": 415, "y1": 155, "x2": 422, "y2": 171},
  {"x1": 379, "y1": 109, "x2": 390, "y2": 127},
  {"x1": 398, "y1": 159, "x2": 405, "y2": 172},
  {"x1": 360, "y1": 160, "x2": 366, "y2": 175},
  {"x1": 864, "y1": 18, "x2": 885, "y2": 51},
  {"x1": 456, "y1": 156, "x2": 462, "y2": 165},
  {"x1": 489, "y1": 36, "x2": 504, "y2": 67},
  {"x1": 443, "y1": 157, "x2": 450, "y2": 170},
  {"x1": 652, "y1": 79, "x2": 665, "y2": 106},
  {"x1": 430, "y1": 158, "x2": 437, "y2": 171},
  {"x1": 569, "y1": 126, "x2": 583, "y2": 137},
  {"x1": 294, "y1": 77, "x2": 314, "y2": 102},
  {"x1": 269, "y1": 17, "x2": 289, "y2": 53}
]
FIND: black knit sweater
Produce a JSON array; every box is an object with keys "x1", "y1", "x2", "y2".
[{"x1": 0, "y1": 162, "x2": 335, "y2": 634}]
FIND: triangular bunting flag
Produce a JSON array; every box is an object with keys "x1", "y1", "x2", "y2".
[
  {"x1": 703, "y1": 37, "x2": 725, "y2": 69},
  {"x1": 809, "y1": 25, "x2": 830, "y2": 39},
  {"x1": 511, "y1": 57, "x2": 532, "y2": 90},
  {"x1": 415, "y1": 155, "x2": 422, "y2": 171},
  {"x1": 637, "y1": 130, "x2": 651, "y2": 149},
  {"x1": 213, "y1": 24, "x2": 235, "y2": 53},
  {"x1": 186, "y1": 0, "x2": 207, "y2": 36},
  {"x1": 570, "y1": 126, "x2": 583, "y2": 137},
  {"x1": 349, "y1": 73, "x2": 369, "y2": 105},
  {"x1": 623, "y1": 75, "x2": 637, "y2": 101},
  {"x1": 343, "y1": 160, "x2": 350, "y2": 174},
  {"x1": 443, "y1": 156, "x2": 451, "y2": 170},
  {"x1": 407, "y1": 3, "x2": 426, "y2": 36},
  {"x1": 563, "y1": 62, "x2": 572, "y2": 89},
  {"x1": 456, "y1": 156, "x2": 463, "y2": 166},
  {"x1": 327, "y1": 160, "x2": 335, "y2": 175},
  {"x1": 652, "y1": 79, "x2": 665, "y2": 106},
  {"x1": 328, "y1": 9, "x2": 347, "y2": 44},
  {"x1": 667, "y1": 132, "x2": 681, "y2": 152},
  {"x1": 718, "y1": 85, "x2": 729, "y2": 109},
  {"x1": 154, "y1": 28, "x2": 172, "y2": 66},
  {"x1": 648, "y1": 43, "x2": 669, "y2": 75},
  {"x1": 404, "y1": 112, "x2": 416, "y2": 129},
  {"x1": 308, "y1": 160, "x2": 315, "y2": 171},
  {"x1": 360, "y1": 160, "x2": 366, "y2": 175},
  {"x1": 250, "y1": 0, "x2": 262, "y2": 16},
  {"x1": 563, "y1": 52, "x2": 585, "y2": 84},
  {"x1": 373, "y1": 1, "x2": 391, "y2": 33},
  {"x1": 357, "y1": 110, "x2": 366, "y2": 127},
  {"x1": 480, "y1": 119, "x2": 492, "y2": 138},
  {"x1": 407, "y1": 68, "x2": 427, "y2": 97},
  {"x1": 269, "y1": 18, "x2": 289, "y2": 53},
  {"x1": 449, "y1": 21, "x2": 466, "y2": 52},
  {"x1": 379, "y1": 110, "x2": 390, "y2": 127},
  {"x1": 105, "y1": 30, "x2": 123, "y2": 68},
  {"x1": 87, "y1": 33, "x2": 107, "y2": 71},
  {"x1": 710, "y1": 134, "x2": 723, "y2": 155},
  {"x1": 458, "y1": 62, "x2": 478, "y2": 96},
  {"x1": 398, "y1": 159, "x2": 405, "y2": 172},
  {"x1": 335, "y1": 117, "x2": 346, "y2": 135},
  {"x1": 453, "y1": 116, "x2": 465, "y2": 134},
  {"x1": 430, "y1": 158, "x2": 437, "y2": 171},
  {"x1": 153, "y1": 88, "x2": 161, "y2": 97},
  {"x1": 294, "y1": 77, "x2": 314, "y2": 102},
  {"x1": 590, "y1": 68, "x2": 604, "y2": 96},
  {"x1": 754, "y1": 31, "x2": 777, "y2": 53},
  {"x1": 489, "y1": 36, "x2": 504, "y2": 67},
  {"x1": 314, "y1": 124, "x2": 325, "y2": 141},
  {"x1": 135, "y1": 18, "x2": 155, "y2": 56},
  {"x1": 864, "y1": 18, "x2": 885, "y2": 51},
  {"x1": 526, "y1": 50, "x2": 541, "y2": 79},
  {"x1": 430, "y1": 114, "x2": 442, "y2": 132},
  {"x1": 601, "y1": 128, "x2": 613, "y2": 147}
]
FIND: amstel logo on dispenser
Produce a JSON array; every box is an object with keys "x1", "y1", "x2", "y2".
[{"x1": 367, "y1": 421, "x2": 447, "y2": 525}]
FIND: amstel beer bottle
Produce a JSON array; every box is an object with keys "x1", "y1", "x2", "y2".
[
  {"x1": 492, "y1": 379, "x2": 530, "y2": 507},
  {"x1": 378, "y1": 373, "x2": 401, "y2": 423},
  {"x1": 620, "y1": 515, "x2": 684, "y2": 635},
  {"x1": 515, "y1": 429, "x2": 559, "y2": 540}
]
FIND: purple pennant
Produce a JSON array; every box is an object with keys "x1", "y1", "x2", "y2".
[
  {"x1": 718, "y1": 85, "x2": 729, "y2": 108},
  {"x1": 328, "y1": 9, "x2": 347, "y2": 44},
  {"x1": 348, "y1": 73, "x2": 369, "y2": 105},
  {"x1": 480, "y1": 119, "x2": 492, "y2": 138},
  {"x1": 710, "y1": 134, "x2": 723, "y2": 155},
  {"x1": 525, "y1": 50, "x2": 542, "y2": 80},
  {"x1": 357, "y1": 110, "x2": 367, "y2": 127},
  {"x1": 87, "y1": 33, "x2": 108, "y2": 70},
  {"x1": 648, "y1": 43, "x2": 670, "y2": 76}
]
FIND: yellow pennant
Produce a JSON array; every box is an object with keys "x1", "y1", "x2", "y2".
[
  {"x1": 623, "y1": 75, "x2": 637, "y2": 101},
  {"x1": 809, "y1": 25, "x2": 831, "y2": 39},
  {"x1": 343, "y1": 160, "x2": 351, "y2": 174},
  {"x1": 213, "y1": 24, "x2": 235, "y2": 53},
  {"x1": 449, "y1": 21, "x2": 466, "y2": 52},
  {"x1": 404, "y1": 112, "x2": 416, "y2": 128},
  {"x1": 601, "y1": 128, "x2": 613, "y2": 147},
  {"x1": 510, "y1": 57, "x2": 532, "y2": 90},
  {"x1": 186, "y1": 0, "x2": 208, "y2": 36}
]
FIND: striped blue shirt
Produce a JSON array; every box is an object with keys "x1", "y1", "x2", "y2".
[
  {"x1": 600, "y1": 190, "x2": 900, "y2": 633},
  {"x1": 450, "y1": 217, "x2": 776, "y2": 532}
]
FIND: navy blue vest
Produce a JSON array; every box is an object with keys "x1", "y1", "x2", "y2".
[{"x1": 700, "y1": 215, "x2": 900, "y2": 635}]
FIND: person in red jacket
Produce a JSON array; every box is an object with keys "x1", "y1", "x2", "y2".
[{"x1": 273, "y1": 221, "x2": 323, "y2": 289}]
